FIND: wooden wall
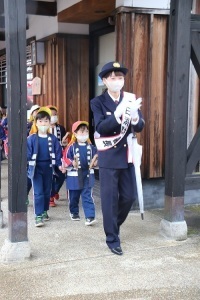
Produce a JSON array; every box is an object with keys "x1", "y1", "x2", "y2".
[
  {"x1": 33, "y1": 34, "x2": 89, "y2": 133},
  {"x1": 116, "y1": 11, "x2": 168, "y2": 178}
]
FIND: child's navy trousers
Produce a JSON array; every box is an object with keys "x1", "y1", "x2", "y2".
[
  {"x1": 32, "y1": 162, "x2": 53, "y2": 216},
  {"x1": 69, "y1": 187, "x2": 95, "y2": 218}
]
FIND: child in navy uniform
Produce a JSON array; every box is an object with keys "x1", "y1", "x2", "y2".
[
  {"x1": 27, "y1": 107, "x2": 64, "y2": 227},
  {"x1": 47, "y1": 105, "x2": 69, "y2": 207},
  {"x1": 63, "y1": 121, "x2": 98, "y2": 226}
]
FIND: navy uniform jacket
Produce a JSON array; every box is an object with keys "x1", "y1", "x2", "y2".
[{"x1": 90, "y1": 91, "x2": 145, "y2": 169}]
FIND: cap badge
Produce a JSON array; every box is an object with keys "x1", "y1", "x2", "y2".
[{"x1": 113, "y1": 62, "x2": 120, "y2": 68}]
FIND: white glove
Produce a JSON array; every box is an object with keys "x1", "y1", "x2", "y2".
[
  {"x1": 130, "y1": 97, "x2": 142, "y2": 119},
  {"x1": 114, "y1": 100, "x2": 126, "y2": 119}
]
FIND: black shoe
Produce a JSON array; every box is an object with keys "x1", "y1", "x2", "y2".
[
  {"x1": 110, "y1": 247, "x2": 123, "y2": 256},
  {"x1": 70, "y1": 213, "x2": 80, "y2": 221}
]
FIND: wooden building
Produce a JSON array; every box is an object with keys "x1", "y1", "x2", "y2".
[
  {"x1": 0, "y1": 0, "x2": 200, "y2": 257},
  {"x1": 0, "y1": 0, "x2": 199, "y2": 183}
]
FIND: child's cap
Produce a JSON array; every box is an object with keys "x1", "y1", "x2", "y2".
[
  {"x1": 30, "y1": 104, "x2": 40, "y2": 115},
  {"x1": 36, "y1": 106, "x2": 52, "y2": 117},
  {"x1": 47, "y1": 105, "x2": 58, "y2": 111},
  {"x1": 29, "y1": 106, "x2": 51, "y2": 135},
  {"x1": 72, "y1": 121, "x2": 89, "y2": 133}
]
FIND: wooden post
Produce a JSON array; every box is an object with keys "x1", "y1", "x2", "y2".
[
  {"x1": 4, "y1": 0, "x2": 28, "y2": 243},
  {"x1": 160, "y1": 0, "x2": 192, "y2": 240}
]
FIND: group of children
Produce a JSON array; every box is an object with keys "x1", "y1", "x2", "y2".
[
  {"x1": 0, "y1": 108, "x2": 8, "y2": 159},
  {"x1": 27, "y1": 105, "x2": 98, "y2": 227}
]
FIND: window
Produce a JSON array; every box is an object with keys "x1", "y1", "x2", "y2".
[{"x1": 0, "y1": 45, "x2": 34, "y2": 108}]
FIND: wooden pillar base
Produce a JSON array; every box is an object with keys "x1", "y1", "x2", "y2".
[
  {"x1": 160, "y1": 219, "x2": 187, "y2": 241},
  {"x1": 1, "y1": 238, "x2": 31, "y2": 263},
  {"x1": 164, "y1": 195, "x2": 185, "y2": 222},
  {"x1": 8, "y1": 212, "x2": 28, "y2": 243}
]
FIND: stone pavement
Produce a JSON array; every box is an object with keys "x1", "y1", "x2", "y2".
[{"x1": 0, "y1": 160, "x2": 200, "y2": 299}]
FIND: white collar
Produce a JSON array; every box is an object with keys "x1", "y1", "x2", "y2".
[{"x1": 108, "y1": 91, "x2": 120, "y2": 102}]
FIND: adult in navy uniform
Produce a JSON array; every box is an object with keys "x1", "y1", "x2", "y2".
[{"x1": 90, "y1": 61, "x2": 145, "y2": 255}]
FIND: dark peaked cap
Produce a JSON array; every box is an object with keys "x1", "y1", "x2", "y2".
[{"x1": 99, "y1": 61, "x2": 128, "y2": 79}]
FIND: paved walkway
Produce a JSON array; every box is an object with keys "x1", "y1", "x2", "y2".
[{"x1": 0, "y1": 160, "x2": 200, "y2": 299}]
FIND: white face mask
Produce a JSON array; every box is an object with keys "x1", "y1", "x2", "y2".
[
  {"x1": 76, "y1": 134, "x2": 89, "y2": 143},
  {"x1": 104, "y1": 79, "x2": 124, "y2": 92},
  {"x1": 37, "y1": 125, "x2": 49, "y2": 134},
  {"x1": 51, "y1": 115, "x2": 58, "y2": 124}
]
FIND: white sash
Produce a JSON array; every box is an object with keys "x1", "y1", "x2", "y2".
[{"x1": 94, "y1": 101, "x2": 132, "y2": 151}]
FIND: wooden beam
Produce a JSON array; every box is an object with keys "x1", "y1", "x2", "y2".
[
  {"x1": 0, "y1": 1, "x2": 57, "y2": 16},
  {"x1": 164, "y1": 0, "x2": 192, "y2": 222},
  {"x1": 191, "y1": 31, "x2": 200, "y2": 77},
  {"x1": 26, "y1": 0, "x2": 57, "y2": 16},
  {"x1": 0, "y1": 16, "x2": 29, "y2": 29},
  {"x1": 185, "y1": 174, "x2": 200, "y2": 190},
  {"x1": 0, "y1": 16, "x2": 4, "y2": 28},
  {"x1": 4, "y1": 0, "x2": 28, "y2": 243},
  {"x1": 186, "y1": 126, "x2": 200, "y2": 174},
  {"x1": 191, "y1": 14, "x2": 200, "y2": 30},
  {"x1": 0, "y1": 32, "x2": 5, "y2": 41},
  {"x1": 89, "y1": 18, "x2": 115, "y2": 35},
  {"x1": 0, "y1": 1, "x2": 3, "y2": 14}
]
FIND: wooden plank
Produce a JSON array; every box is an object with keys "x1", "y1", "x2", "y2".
[
  {"x1": 149, "y1": 15, "x2": 168, "y2": 178},
  {"x1": 4, "y1": 0, "x2": 28, "y2": 242},
  {"x1": 131, "y1": 14, "x2": 150, "y2": 178},
  {"x1": 164, "y1": 0, "x2": 192, "y2": 222}
]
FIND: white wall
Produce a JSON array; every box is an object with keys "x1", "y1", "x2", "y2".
[
  {"x1": 58, "y1": 23, "x2": 88, "y2": 35},
  {"x1": 95, "y1": 32, "x2": 116, "y2": 96},
  {"x1": 57, "y1": 0, "x2": 82, "y2": 13},
  {"x1": 26, "y1": 15, "x2": 89, "y2": 41},
  {"x1": 26, "y1": 15, "x2": 58, "y2": 40},
  {"x1": 98, "y1": 32, "x2": 116, "y2": 64},
  {"x1": 116, "y1": 0, "x2": 170, "y2": 9}
]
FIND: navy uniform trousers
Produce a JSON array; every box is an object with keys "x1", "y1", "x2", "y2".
[{"x1": 99, "y1": 165, "x2": 137, "y2": 249}]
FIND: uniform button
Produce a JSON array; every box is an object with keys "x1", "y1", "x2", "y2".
[
  {"x1": 114, "y1": 145, "x2": 117, "y2": 148},
  {"x1": 114, "y1": 132, "x2": 116, "y2": 134},
  {"x1": 124, "y1": 144, "x2": 126, "y2": 147}
]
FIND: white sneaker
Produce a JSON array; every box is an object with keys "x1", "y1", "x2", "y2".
[{"x1": 85, "y1": 218, "x2": 96, "y2": 226}]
